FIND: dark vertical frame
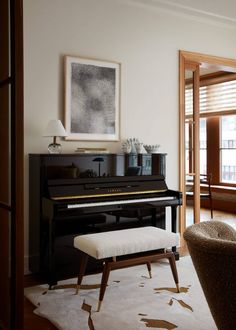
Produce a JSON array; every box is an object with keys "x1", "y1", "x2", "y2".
[
  {"x1": 0, "y1": 1, "x2": 11, "y2": 328},
  {"x1": 0, "y1": 0, "x2": 24, "y2": 329},
  {"x1": 11, "y1": 0, "x2": 24, "y2": 328}
]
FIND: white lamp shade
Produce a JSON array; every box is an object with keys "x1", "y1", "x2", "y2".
[{"x1": 43, "y1": 120, "x2": 67, "y2": 137}]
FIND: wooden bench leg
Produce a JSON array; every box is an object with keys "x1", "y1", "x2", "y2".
[
  {"x1": 97, "y1": 261, "x2": 111, "y2": 312},
  {"x1": 76, "y1": 252, "x2": 89, "y2": 295},
  {"x1": 210, "y1": 198, "x2": 213, "y2": 219},
  {"x1": 168, "y1": 253, "x2": 180, "y2": 293},
  {"x1": 146, "y1": 262, "x2": 152, "y2": 278},
  {"x1": 75, "y1": 251, "x2": 179, "y2": 311}
]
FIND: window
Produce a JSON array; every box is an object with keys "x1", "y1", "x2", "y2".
[
  {"x1": 200, "y1": 80, "x2": 236, "y2": 114},
  {"x1": 185, "y1": 120, "x2": 191, "y2": 174},
  {"x1": 220, "y1": 115, "x2": 236, "y2": 183},
  {"x1": 185, "y1": 118, "x2": 207, "y2": 175},
  {"x1": 200, "y1": 118, "x2": 207, "y2": 174},
  {"x1": 185, "y1": 79, "x2": 236, "y2": 115},
  {"x1": 185, "y1": 73, "x2": 236, "y2": 187}
]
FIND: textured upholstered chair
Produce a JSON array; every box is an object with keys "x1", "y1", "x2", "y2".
[{"x1": 184, "y1": 221, "x2": 236, "y2": 330}]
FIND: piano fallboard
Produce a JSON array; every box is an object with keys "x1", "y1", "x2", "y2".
[
  {"x1": 42, "y1": 189, "x2": 182, "y2": 220},
  {"x1": 47, "y1": 175, "x2": 168, "y2": 200},
  {"x1": 43, "y1": 181, "x2": 181, "y2": 215}
]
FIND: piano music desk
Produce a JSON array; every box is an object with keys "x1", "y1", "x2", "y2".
[{"x1": 74, "y1": 226, "x2": 180, "y2": 311}]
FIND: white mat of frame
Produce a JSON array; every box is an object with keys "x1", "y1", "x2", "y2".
[{"x1": 24, "y1": 256, "x2": 217, "y2": 330}]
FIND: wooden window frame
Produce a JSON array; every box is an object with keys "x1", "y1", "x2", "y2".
[
  {"x1": 186, "y1": 114, "x2": 236, "y2": 189},
  {"x1": 186, "y1": 69, "x2": 236, "y2": 188}
]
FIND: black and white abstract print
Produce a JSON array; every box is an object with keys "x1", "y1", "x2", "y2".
[{"x1": 71, "y1": 63, "x2": 116, "y2": 135}]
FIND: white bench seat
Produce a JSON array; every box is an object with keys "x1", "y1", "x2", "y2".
[
  {"x1": 74, "y1": 226, "x2": 179, "y2": 259},
  {"x1": 74, "y1": 226, "x2": 180, "y2": 311}
]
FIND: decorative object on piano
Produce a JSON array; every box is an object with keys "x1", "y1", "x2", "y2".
[
  {"x1": 79, "y1": 169, "x2": 98, "y2": 178},
  {"x1": 134, "y1": 141, "x2": 147, "y2": 154},
  {"x1": 43, "y1": 119, "x2": 67, "y2": 154},
  {"x1": 64, "y1": 55, "x2": 120, "y2": 141},
  {"x1": 130, "y1": 138, "x2": 137, "y2": 153},
  {"x1": 47, "y1": 164, "x2": 79, "y2": 179},
  {"x1": 122, "y1": 138, "x2": 147, "y2": 154},
  {"x1": 121, "y1": 141, "x2": 132, "y2": 153},
  {"x1": 144, "y1": 144, "x2": 161, "y2": 154},
  {"x1": 75, "y1": 147, "x2": 109, "y2": 153},
  {"x1": 93, "y1": 157, "x2": 104, "y2": 177}
]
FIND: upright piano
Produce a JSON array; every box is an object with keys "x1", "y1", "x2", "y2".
[{"x1": 29, "y1": 153, "x2": 182, "y2": 285}]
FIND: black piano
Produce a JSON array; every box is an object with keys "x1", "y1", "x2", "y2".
[{"x1": 29, "y1": 153, "x2": 182, "y2": 285}]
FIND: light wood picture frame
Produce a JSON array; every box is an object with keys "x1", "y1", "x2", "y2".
[{"x1": 64, "y1": 55, "x2": 120, "y2": 141}]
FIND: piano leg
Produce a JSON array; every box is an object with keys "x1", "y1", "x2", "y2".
[
  {"x1": 171, "y1": 205, "x2": 179, "y2": 260},
  {"x1": 48, "y1": 217, "x2": 57, "y2": 288},
  {"x1": 171, "y1": 206, "x2": 177, "y2": 233}
]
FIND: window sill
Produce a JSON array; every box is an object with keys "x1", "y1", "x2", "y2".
[{"x1": 211, "y1": 185, "x2": 236, "y2": 194}]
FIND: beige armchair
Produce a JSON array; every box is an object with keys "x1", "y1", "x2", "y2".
[{"x1": 184, "y1": 221, "x2": 236, "y2": 330}]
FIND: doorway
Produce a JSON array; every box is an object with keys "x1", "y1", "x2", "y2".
[{"x1": 179, "y1": 50, "x2": 236, "y2": 239}]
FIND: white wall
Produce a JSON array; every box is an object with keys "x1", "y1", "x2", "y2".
[{"x1": 23, "y1": 0, "x2": 236, "y2": 272}]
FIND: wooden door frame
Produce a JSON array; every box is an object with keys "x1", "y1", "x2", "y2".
[{"x1": 179, "y1": 50, "x2": 236, "y2": 242}]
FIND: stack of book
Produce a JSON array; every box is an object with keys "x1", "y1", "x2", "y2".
[{"x1": 75, "y1": 147, "x2": 109, "y2": 153}]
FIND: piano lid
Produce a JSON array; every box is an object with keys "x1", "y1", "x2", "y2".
[{"x1": 42, "y1": 153, "x2": 167, "y2": 180}]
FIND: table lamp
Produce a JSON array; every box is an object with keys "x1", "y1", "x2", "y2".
[{"x1": 43, "y1": 119, "x2": 67, "y2": 154}]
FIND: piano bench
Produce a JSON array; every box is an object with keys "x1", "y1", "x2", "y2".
[{"x1": 73, "y1": 226, "x2": 180, "y2": 311}]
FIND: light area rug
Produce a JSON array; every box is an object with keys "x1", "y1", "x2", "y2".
[{"x1": 24, "y1": 256, "x2": 217, "y2": 330}]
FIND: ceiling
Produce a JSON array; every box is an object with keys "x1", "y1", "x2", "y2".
[
  {"x1": 128, "y1": 0, "x2": 236, "y2": 26},
  {"x1": 122, "y1": 0, "x2": 236, "y2": 74},
  {"x1": 159, "y1": 0, "x2": 236, "y2": 21}
]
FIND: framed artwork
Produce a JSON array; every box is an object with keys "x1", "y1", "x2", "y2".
[{"x1": 64, "y1": 55, "x2": 120, "y2": 141}]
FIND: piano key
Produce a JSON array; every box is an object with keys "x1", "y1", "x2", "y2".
[{"x1": 67, "y1": 196, "x2": 175, "y2": 209}]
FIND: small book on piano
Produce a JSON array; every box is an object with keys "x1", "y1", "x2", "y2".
[{"x1": 75, "y1": 147, "x2": 109, "y2": 153}]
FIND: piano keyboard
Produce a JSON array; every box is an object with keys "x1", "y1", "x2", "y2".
[{"x1": 67, "y1": 196, "x2": 175, "y2": 209}]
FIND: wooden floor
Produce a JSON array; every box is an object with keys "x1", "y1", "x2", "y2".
[
  {"x1": 186, "y1": 207, "x2": 236, "y2": 230},
  {"x1": 24, "y1": 209, "x2": 236, "y2": 330}
]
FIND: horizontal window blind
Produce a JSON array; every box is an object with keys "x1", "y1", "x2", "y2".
[
  {"x1": 185, "y1": 80, "x2": 236, "y2": 115},
  {"x1": 185, "y1": 86, "x2": 193, "y2": 115}
]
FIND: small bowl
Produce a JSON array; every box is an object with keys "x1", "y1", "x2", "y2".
[{"x1": 144, "y1": 144, "x2": 160, "y2": 153}]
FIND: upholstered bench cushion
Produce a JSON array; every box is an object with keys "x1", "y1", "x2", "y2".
[{"x1": 74, "y1": 226, "x2": 179, "y2": 259}]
